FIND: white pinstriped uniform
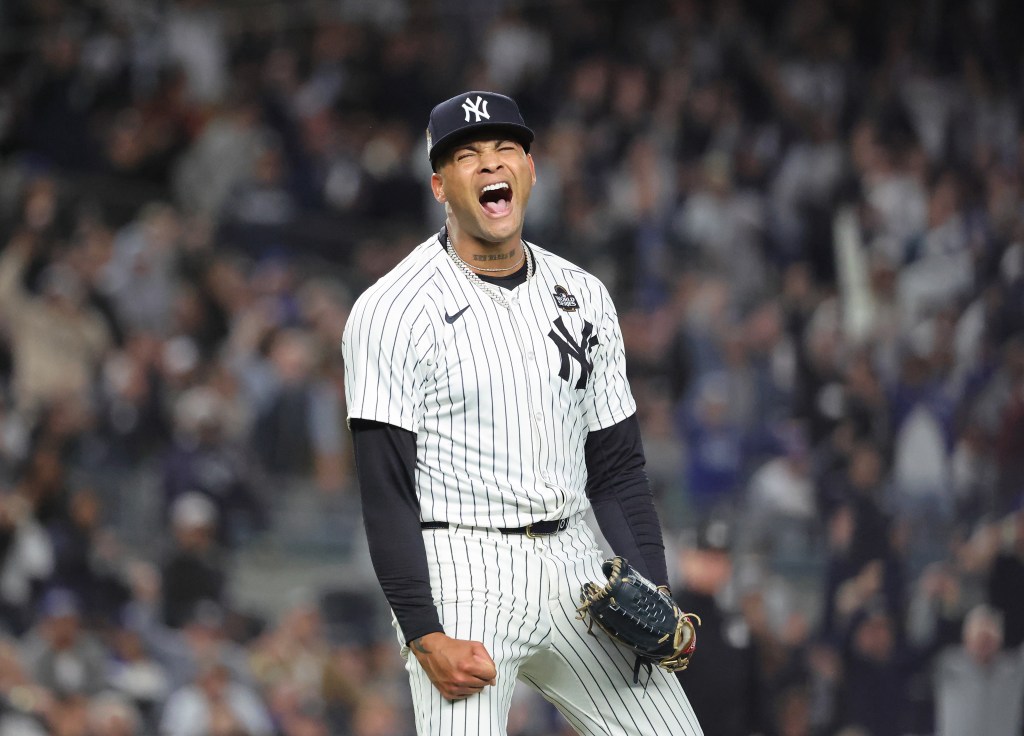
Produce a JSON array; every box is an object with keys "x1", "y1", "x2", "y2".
[{"x1": 342, "y1": 234, "x2": 703, "y2": 736}]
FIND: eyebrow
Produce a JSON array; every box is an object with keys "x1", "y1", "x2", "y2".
[{"x1": 453, "y1": 139, "x2": 518, "y2": 154}]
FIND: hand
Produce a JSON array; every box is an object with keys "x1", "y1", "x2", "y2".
[{"x1": 410, "y1": 632, "x2": 496, "y2": 701}]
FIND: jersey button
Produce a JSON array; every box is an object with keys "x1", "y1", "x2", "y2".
[
  {"x1": 527, "y1": 351, "x2": 535, "y2": 360},
  {"x1": 534, "y1": 412, "x2": 543, "y2": 422},
  {"x1": 541, "y1": 471, "x2": 551, "y2": 482}
]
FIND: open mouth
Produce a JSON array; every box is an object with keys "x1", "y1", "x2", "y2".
[{"x1": 479, "y1": 181, "x2": 512, "y2": 216}]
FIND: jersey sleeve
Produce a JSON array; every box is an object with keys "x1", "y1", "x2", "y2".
[
  {"x1": 342, "y1": 288, "x2": 429, "y2": 433},
  {"x1": 582, "y1": 282, "x2": 637, "y2": 430}
]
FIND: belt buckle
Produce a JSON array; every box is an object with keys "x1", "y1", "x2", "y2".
[{"x1": 525, "y1": 519, "x2": 568, "y2": 538}]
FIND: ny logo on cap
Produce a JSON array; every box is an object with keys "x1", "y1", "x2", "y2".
[{"x1": 462, "y1": 95, "x2": 490, "y2": 122}]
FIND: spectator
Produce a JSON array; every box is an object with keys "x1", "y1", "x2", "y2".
[
  {"x1": 0, "y1": 235, "x2": 111, "y2": 421},
  {"x1": 159, "y1": 492, "x2": 225, "y2": 630},
  {"x1": 674, "y1": 150, "x2": 767, "y2": 301},
  {"x1": 673, "y1": 519, "x2": 765, "y2": 736},
  {"x1": 14, "y1": 442, "x2": 70, "y2": 528},
  {"x1": 248, "y1": 594, "x2": 328, "y2": 698},
  {"x1": 20, "y1": 589, "x2": 106, "y2": 697},
  {"x1": 244, "y1": 329, "x2": 344, "y2": 488},
  {"x1": 46, "y1": 488, "x2": 130, "y2": 627},
  {"x1": 99, "y1": 202, "x2": 181, "y2": 337},
  {"x1": 742, "y1": 422, "x2": 816, "y2": 560},
  {"x1": 162, "y1": 387, "x2": 265, "y2": 547},
  {"x1": 105, "y1": 624, "x2": 170, "y2": 732},
  {"x1": 96, "y1": 333, "x2": 173, "y2": 464},
  {"x1": 124, "y1": 563, "x2": 251, "y2": 692},
  {"x1": 680, "y1": 373, "x2": 746, "y2": 521},
  {"x1": 985, "y1": 510, "x2": 1024, "y2": 649},
  {"x1": 933, "y1": 603, "x2": 1024, "y2": 736},
  {"x1": 837, "y1": 607, "x2": 918, "y2": 736},
  {"x1": 0, "y1": 491, "x2": 54, "y2": 635},
  {"x1": 173, "y1": 97, "x2": 268, "y2": 216},
  {"x1": 217, "y1": 137, "x2": 298, "y2": 257},
  {"x1": 162, "y1": 0, "x2": 229, "y2": 106},
  {"x1": 0, "y1": 635, "x2": 51, "y2": 734},
  {"x1": 949, "y1": 421, "x2": 998, "y2": 525},
  {"x1": 820, "y1": 442, "x2": 904, "y2": 606},
  {"x1": 14, "y1": 27, "x2": 100, "y2": 171},
  {"x1": 159, "y1": 656, "x2": 273, "y2": 736}
]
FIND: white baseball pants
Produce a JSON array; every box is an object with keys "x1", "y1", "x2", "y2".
[{"x1": 399, "y1": 516, "x2": 704, "y2": 736}]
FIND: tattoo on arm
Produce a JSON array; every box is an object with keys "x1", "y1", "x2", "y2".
[
  {"x1": 412, "y1": 637, "x2": 432, "y2": 654},
  {"x1": 472, "y1": 249, "x2": 516, "y2": 262}
]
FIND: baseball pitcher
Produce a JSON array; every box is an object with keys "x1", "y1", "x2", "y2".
[{"x1": 342, "y1": 91, "x2": 704, "y2": 736}]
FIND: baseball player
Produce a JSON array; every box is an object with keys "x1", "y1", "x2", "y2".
[{"x1": 342, "y1": 91, "x2": 703, "y2": 735}]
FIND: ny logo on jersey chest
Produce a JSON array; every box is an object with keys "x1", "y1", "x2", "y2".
[{"x1": 548, "y1": 317, "x2": 598, "y2": 390}]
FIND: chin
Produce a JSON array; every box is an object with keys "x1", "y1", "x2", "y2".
[{"x1": 479, "y1": 215, "x2": 521, "y2": 242}]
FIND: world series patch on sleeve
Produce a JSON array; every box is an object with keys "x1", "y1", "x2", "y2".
[{"x1": 577, "y1": 556, "x2": 701, "y2": 684}]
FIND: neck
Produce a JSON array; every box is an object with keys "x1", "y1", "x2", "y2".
[{"x1": 445, "y1": 219, "x2": 524, "y2": 274}]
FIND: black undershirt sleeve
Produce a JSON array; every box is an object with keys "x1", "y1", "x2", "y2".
[
  {"x1": 585, "y1": 414, "x2": 670, "y2": 588},
  {"x1": 352, "y1": 411, "x2": 667, "y2": 639},
  {"x1": 350, "y1": 419, "x2": 442, "y2": 644}
]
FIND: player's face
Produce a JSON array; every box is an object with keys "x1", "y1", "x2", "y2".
[{"x1": 432, "y1": 138, "x2": 536, "y2": 248}]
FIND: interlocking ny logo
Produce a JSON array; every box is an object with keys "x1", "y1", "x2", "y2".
[
  {"x1": 462, "y1": 95, "x2": 490, "y2": 122},
  {"x1": 548, "y1": 317, "x2": 598, "y2": 390}
]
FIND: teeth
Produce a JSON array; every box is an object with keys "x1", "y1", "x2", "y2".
[{"x1": 481, "y1": 182, "x2": 510, "y2": 194}]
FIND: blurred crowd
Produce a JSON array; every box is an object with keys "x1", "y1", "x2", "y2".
[{"x1": 0, "y1": 0, "x2": 1023, "y2": 734}]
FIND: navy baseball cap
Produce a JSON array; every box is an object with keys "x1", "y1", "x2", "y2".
[{"x1": 426, "y1": 91, "x2": 534, "y2": 170}]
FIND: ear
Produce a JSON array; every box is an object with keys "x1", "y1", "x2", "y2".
[
  {"x1": 527, "y1": 153, "x2": 536, "y2": 186},
  {"x1": 431, "y1": 173, "x2": 446, "y2": 204}
]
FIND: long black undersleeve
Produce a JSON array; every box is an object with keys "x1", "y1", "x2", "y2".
[
  {"x1": 585, "y1": 414, "x2": 669, "y2": 588},
  {"x1": 350, "y1": 419, "x2": 442, "y2": 644}
]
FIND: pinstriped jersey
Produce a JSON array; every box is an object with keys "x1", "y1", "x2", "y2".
[{"x1": 342, "y1": 233, "x2": 636, "y2": 529}]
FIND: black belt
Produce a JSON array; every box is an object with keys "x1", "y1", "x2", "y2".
[{"x1": 421, "y1": 518, "x2": 571, "y2": 538}]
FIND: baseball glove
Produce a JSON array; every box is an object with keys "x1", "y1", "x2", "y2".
[{"x1": 577, "y1": 557, "x2": 700, "y2": 684}]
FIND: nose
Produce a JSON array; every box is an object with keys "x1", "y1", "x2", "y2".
[{"x1": 478, "y1": 147, "x2": 504, "y2": 172}]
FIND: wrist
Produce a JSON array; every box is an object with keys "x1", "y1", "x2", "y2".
[
  {"x1": 409, "y1": 631, "x2": 446, "y2": 657},
  {"x1": 400, "y1": 616, "x2": 445, "y2": 647}
]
